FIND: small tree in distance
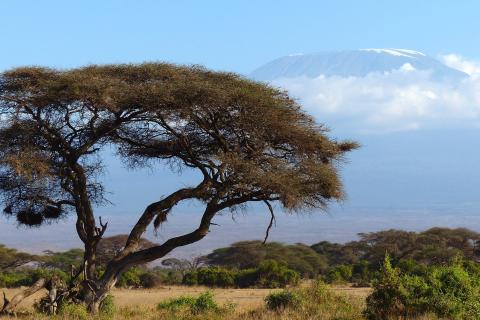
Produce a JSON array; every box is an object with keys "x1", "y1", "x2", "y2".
[{"x1": 0, "y1": 63, "x2": 357, "y2": 313}]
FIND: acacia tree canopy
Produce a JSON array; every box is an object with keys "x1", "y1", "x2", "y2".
[{"x1": 0, "y1": 63, "x2": 357, "y2": 311}]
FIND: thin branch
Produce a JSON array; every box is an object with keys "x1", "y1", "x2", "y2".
[
  {"x1": 94, "y1": 216, "x2": 108, "y2": 240},
  {"x1": 263, "y1": 200, "x2": 276, "y2": 244}
]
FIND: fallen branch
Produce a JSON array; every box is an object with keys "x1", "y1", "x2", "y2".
[{"x1": 0, "y1": 278, "x2": 47, "y2": 315}]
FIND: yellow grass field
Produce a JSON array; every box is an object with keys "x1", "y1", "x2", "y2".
[{"x1": 1, "y1": 284, "x2": 371, "y2": 313}]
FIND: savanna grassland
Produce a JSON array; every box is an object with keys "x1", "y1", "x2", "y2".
[
  {"x1": 2, "y1": 282, "x2": 372, "y2": 320},
  {"x1": 3, "y1": 228, "x2": 480, "y2": 319}
]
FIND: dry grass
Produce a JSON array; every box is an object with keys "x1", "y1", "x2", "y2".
[
  {"x1": 1, "y1": 283, "x2": 371, "y2": 313},
  {"x1": 0, "y1": 283, "x2": 442, "y2": 320},
  {"x1": 112, "y1": 286, "x2": 282, "y2": 311}
]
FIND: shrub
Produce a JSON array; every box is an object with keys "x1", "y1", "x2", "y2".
[
  {"x1": 236, "y1": 260, "x2": 300, "y2": 288},
  {"x1": 190, "y1": 291, "x2": 219, "y2": 314},
  {"x1": 196, "y1": 267, "x2": 235, "y2": 288},
  {"x1": 326, "y1": 264, "x2": 353, "y2": 284},
  {"x1": 157, "y1": 295, "x2": 196, "y2": 311},
  {"x1": 139, "y1": 272, "x2": 163, "y2": 288},
  {"x1": 364, "y1": 255, "x2": 480, "y2": 320},
  {"x1": 235, "y1": 268, "x2": 258, "y2": 288},
  {"x1": 182, "y1": 270, "x2": 198, "y2": 286},
  {"x1": 151, "y1": 267, "x2": 183, "y2": 285},
  {"x1": 0, "y1": 271, "x2": 30, "y2": 287},
  {"x1": 0, "y1": 268, "x2": 69, "y2": 288},
  {"x1": 157, "y1": 291, "x2": 220, "y2": 314},
  {"x1": 265, "y1": 290, "x2": 301, "y2": 310},
  {"x1": 116, "y1": 267, "x2": 146, "y2": 288},
  {"x1": 255, "y1": 260, "x2": 300, "y2": 288},
  {"x1": 58, "y1": 302, "x2": 89, "y2": 320},
  {"x1": 99, "y1": 294, "x2": 116, "y2": 318},
  {"x1": 183, "y1": 261, "x2": 299, "y2": 288}
]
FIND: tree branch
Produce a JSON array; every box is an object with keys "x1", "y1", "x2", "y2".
[
  {"x1": 263, "y1": 200, "x2": 276, "y2": 244},
  {"x1": 117, "y1": 180, "x2": 211, "y2": 259}
]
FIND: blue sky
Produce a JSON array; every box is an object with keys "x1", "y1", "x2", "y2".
[
  {"x1": 2, "y1": 1, "x2": 480, "y2": 251},
  {"x1": 1, "y1": 0, "x2": 479, "y2": 73}
]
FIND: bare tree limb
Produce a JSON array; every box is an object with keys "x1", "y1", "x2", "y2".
[
  {"x1": 0, "y1": 278, "x2": 47, "y2": 315},
  {"x1": 263, "y1": 200, "x2": 276, "y2": 244}
]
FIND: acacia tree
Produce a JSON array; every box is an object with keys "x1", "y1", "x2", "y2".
[{"x1": 0, "y1": 64, "x2": 357, "y2": 312}]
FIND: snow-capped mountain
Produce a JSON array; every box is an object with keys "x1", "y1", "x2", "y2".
[
  {"x1": 248, "y1": 49, "x2": 480, "y2": 222},
  {"x1": 250, "y1": 49, "x2": 467, "y2": 80}
]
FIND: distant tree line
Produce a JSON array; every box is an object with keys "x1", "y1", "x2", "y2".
[
  {"x1": 1, "y1": 227, "x2": 479, "y2": 290},
  {"x1": 200, "y1": 227, "x2": 480, "y2": 286}
]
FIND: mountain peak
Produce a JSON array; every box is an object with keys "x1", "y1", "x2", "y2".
[
  {"x1": 251, "y1": 49, "x2": 467, "y2": 80},
  {"x1": 360, "y1": 48, "x2": 426, "y2": 58}
]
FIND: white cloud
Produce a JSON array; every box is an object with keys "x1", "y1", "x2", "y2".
[
  {"x1": 271, "y1": 62, "x2": 480, "y2": 134},
  {"x1": 440, "y1": 54, "x2": 480, "y2": 77}
]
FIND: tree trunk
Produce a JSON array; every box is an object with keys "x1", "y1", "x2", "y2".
[
  {"x1": 84, "y1": 282, "x2": 113, "y2": 314},
  {"x1": 0, "y1": 278, "x2": 46, "y2": 315}
]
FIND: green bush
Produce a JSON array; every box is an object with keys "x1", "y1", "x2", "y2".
[
  {"x1": 256, "y1": 260, "x2": 300, "y2": 288},
  {"x1": 58, "y1": 302, "x2": 89, "y2": 320},
  {"x1": 151, "y1": 267, "x2": 183, "y2": 285},
  {"x1": 235, "y1": 268, "x2": 258, "y2": 288},
  {"x1": 183, "y1": 271, "x2": 198, "y2": 286},
  {"x1": 236, "y1": 260, "x2": 300, "y2": 288},
  {"x1": 0, "y1": 271, "x2": 30, "y2": 287},
  {"x1": 190, "y1": 291, "x2": 219, "y2": 314},
  {"x1": 183, "y1": 262, "x2": 299, "y2": 289},
  {"x1": 157, "y1": 295, "x2": 196, "y2": 311},
  {"x1": 326, "y1": 264, "x2": 353, "y2": 283},
  {"x1": 196, "y1": 267, "x2": 235, "y2": 288},
  {"x1": 116, "y1": 267, "x2": 147, "y2": 288},
  {"x1": 265, "y1": 290, "x2": 301, "y2": 310},
  {"x1": 364, "y1": 255, "x2": 480, "y2": 320},
  {"x1": 0, "y1": 268, "x2": 69, "y2": 288},
  {"x1": 99, "y1": 294, "x2": 116, "y2": 318},
  {"x1": 138, "y1": 272, "x2": 163, "y2": 288},
  {"x1": 157, "y1": 291, "x2": 220, "y2": 314}
]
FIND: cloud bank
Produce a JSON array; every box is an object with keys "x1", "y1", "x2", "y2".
[{"x1": 271, "y1": 55, "x2": 480, "y2": 134}]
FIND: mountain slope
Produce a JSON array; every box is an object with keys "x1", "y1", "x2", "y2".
[{"x1": 250, "y1": 49, "x2": 467, "y2": 80}]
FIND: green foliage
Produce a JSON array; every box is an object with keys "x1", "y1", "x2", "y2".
[
  {"x1": 247, "y1": 260, "x2": 300, "y2": 288},
  {"x1": 312, "y1": 228, "x2": 480, "y2": 270},
  {"x1": 138, "y1": 271, "x2": 163, "y2": 288},
  {"x1": 116, "y1": 267, "x2": 148, "y2": 288},
  {"x1": 0, "y1": 244, "x2": 37, "y2": 270},
  {"x1": 326, "y1": 264, "x2": 353, "y2": 283},
  {"x1": 0, "y1": 270, "x2": 32, "y2": 287},
  {"x1": 0, "y1": 267, "x2": 68, "y2": 288},
  {"x1": 58, "y1": 302, "x2": 89, "y2": 320},
  {"x1": 157, "y1": 291, "x2": 221, "y2": 314},
  {"x1": 42, "y1": 248, "x2": 84, "y2": 272},
  {"x1": 205, "y1": 241, "x2": 327, "y2": 278},
  {"x1": 364, "y1": 255, "x2": 480, "y2": 320},
  {"x1": 182, "y1": 270, "x2": 198, "y2": 286},
  {"x1": 265, "y1": 291, "x2": 301, "y2": 310},
  {"x1": 190, "y1": 292, "x2": 220, "y2": 314},
  {"x1": 183, "y1": 260, "x2": 299, "y2": 288},
  {"x1": 99, "y1": 294, "x2": 116, "y2": 318},
  {"x1": 196, "y1": 267, "x2": 235, "y2": 288},
  {"x1": 260, "y1": 280, "x2": 364, "y2": 319},
  {"x1": 157, "y1": 295, "x2": 196, "y2": 310}
]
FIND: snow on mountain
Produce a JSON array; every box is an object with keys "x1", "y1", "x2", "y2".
[{"x1": 250, "y1": 49, "x2": 467, "y2": 80}]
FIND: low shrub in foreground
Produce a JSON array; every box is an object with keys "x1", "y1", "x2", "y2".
[
  {"x1": 265, "y1": 291, "x2": 301, "y2": 310},
  {"x1": 157, "y1": 291, "x2": 234, "y2": 315},
  {"x1": 99, "y1": 294, "x2": 116, "y2": 318},
  {"x1": 58, "y1": 302, "x2": 89, "y2": 320},
  {"x1": 259, "y1": 280, "x2": 364, "y2": 319},
  {"x1": 364, "y1": 255, "x2": 480, "y2": 320}
]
